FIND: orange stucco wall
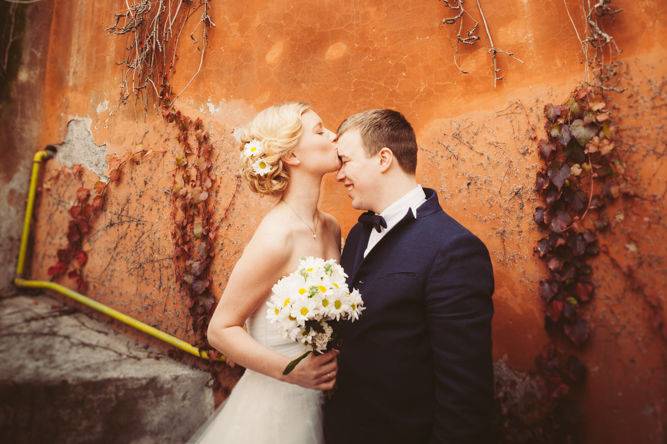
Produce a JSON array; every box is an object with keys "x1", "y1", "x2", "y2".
[{"x1": 3, "y1": 1, "x2": 665, "y2": 442}]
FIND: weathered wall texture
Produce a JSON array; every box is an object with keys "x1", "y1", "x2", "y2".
[{"x1": 2, "y1": 1, "x2": 665, "y2": 442}]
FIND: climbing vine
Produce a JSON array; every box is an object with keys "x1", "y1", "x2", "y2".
[
  {"x1": 534, "y1": 83, "x2": 626, "y2": 347},
  {"x1": 47, "y1": 150, "x2": 148, "y2": 291},
  {"x1": 49, "y1": 1, "x2": 223, "y2": 368},
  {"x1": 161, "y1": 103, "x2": 221, "y2": 354},
  {"x1": 507, "y1": 1, "x2": 629, "y2": 442}
]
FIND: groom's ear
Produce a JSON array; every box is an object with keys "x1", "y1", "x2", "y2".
[
  {"x1": 282, "y1": 151, "x2": 301, "y2": 167},
  {"x1": 377, "y1": 147, "x2": 394, "y2": 173}
]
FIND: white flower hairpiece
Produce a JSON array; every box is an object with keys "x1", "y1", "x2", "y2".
[
  {"x1": 252, "y1": 158, "x2": 272, "y2": 177},
  {"x1": 243, "y1": 139, "x2": 264, "y2": 159}
]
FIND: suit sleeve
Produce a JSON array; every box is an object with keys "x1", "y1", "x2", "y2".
[{"x1": 425, "y1": 234, "x2": 496, "y2": 444}]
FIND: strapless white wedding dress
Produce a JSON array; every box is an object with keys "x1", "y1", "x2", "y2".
[{"x1": 189, "y1": 298, "x2": 324, "y2": 443}]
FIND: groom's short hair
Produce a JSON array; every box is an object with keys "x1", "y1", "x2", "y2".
[{"x1": 337, "y1": 109, "x2": 417, "y2": 174}]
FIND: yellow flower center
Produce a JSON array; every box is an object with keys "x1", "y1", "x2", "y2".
[
  {"x1": 332, "y1": 282, "x2": 339, "y2": 289},
  {"x1": 298, "y1": 288, "x2": 306, "y2": 295},
  {"x1": 259, "y1": 161, "x2": 267, "y2": 168},
  {"x1": 274, "y1": 307, "x2": 280, "y2": 315},
  {"x1": 322, "y1": 299, "x2": 329, "y2": 307},
  {"x1": 282, "y1": 297, "x2": 290, "y2": 307},
  {"x1": 318, "y1": 285, "x2": 327, "y2": 293},
  {"x1": 334, "y1": 300, "x2": 342, "y2": 310},
  {"x1": 300, "y1": 306, "x2": 309, "y2": 316}
]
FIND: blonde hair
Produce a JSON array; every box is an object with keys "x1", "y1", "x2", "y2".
[{"x1": 238, "y1": 102, "x2": 310, "y2": 195}]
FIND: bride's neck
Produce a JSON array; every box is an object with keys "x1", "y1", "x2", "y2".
[{"x1": 279, "y1": 171, "x2": 322, "y2": 219}]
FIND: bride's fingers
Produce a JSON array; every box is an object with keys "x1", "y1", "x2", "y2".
[
  {"x1": 315, "y1": 361, "x2": 338, "y2": 378},
  {"x1": 316, "y1": 369, "x2": 337, "y2": 384},
  {"x1": 316, "y1": 378, "x2": 336, "y2": 391},
  {"x1": 313, "y1": 350, "x2": 338, "y2": 365}
]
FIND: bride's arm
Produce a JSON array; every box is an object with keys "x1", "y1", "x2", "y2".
[{"x1": 207, "y1": 222, "x2": 338, "y2": 390}]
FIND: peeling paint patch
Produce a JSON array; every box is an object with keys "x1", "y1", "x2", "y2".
[
  {"x1": 206, "y1": 100, "x2": 220, "y2": 114},
  {"x1": 55, "y1": 117, "x2": 108, "y2": 180},
  {"x1": 96, "y1": 100, "x2": 109, "y2": 114}
]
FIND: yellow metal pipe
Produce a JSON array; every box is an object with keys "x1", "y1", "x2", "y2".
[
  {"x1": 13, "y1": 278, "x2": 219, "y2": 360},
  {"x1": 15, "y1": 150, "x2": 53, "y2": 277},
  {"x1": 13, "y1": 149, "x2": 223, "y2": 362}
]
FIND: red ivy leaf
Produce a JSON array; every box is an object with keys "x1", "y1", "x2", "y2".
[
  {"x1": 92, "y1": 195, "x2": 105, "y2": 212},
  {"x1": 57, "y1": 247, "x2": 73, "y2": 263},
  {"x1": 109, "y1": 168, "x2": 121, "y2": 183},
  {"x1": 547, "y1": 257, "x2": 563, "y2": 271},
  {"x1": 535, "y1": 171, "x2": 549, "y2": 192},
  {"x1": 550, "y1": 211, "x2": 572, "y2": 233},
  {"x1": 192, "y1": 279, "x2": 209, "y2": 295},
  {"x1": 575, "y1": 282, "x2": 594, "y2": 303},
  {"x1": 47, "y1": 262, "x2": 67, "y2": 276},
  {"x1": 564, "y1": 318, "x2": 590, "y2": 347},
  {"x1": 548, "y1": 164, "x2": 570, "y2": 191},
  {"x1": 547, "y1": 300, "x2": 564, "y2": 322},
  {"x1": 76, "y1": 187, "x2": 90, "y2": 203},
  {"x1": 69, "y1": 205, "x2": 82, "y2": 218},
  {"x1": 74, "y1": 250, "x2": 88, "y2": 267},
  {"x1": 534, "y1": 207, "x2": 547, "y2": 226},
  {"x1": 67, "y1": 222, "x2": 81, "y2": 243}
]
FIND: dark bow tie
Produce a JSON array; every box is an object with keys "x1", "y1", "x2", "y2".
[{"x1": 358, "y1": 211, "x2": 387, "y2": 233}]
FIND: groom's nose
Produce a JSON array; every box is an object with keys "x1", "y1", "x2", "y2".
[{"x1": 335, "y1": 163, "x2": 346, "y2": 182}]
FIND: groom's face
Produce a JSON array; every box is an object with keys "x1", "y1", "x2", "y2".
[{"x1": 335, "y1": 129, "x2": 379, "y2": 211}]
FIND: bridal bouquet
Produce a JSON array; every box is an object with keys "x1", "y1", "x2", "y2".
[{"x1": 266, "y1": 257, "x2": 364, "y2": 374}]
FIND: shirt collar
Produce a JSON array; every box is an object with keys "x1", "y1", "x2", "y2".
[{"x1": 379, "y1": 184, "x2": 426, "y2": 225}]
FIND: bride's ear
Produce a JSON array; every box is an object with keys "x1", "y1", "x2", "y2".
[{"x1": 282, "y1": 151, "x2": 301, "y2": 167}]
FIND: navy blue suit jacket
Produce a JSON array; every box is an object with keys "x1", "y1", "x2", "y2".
[{"x1": 324, "y1": 188, "x2": 495, "y2": 444}]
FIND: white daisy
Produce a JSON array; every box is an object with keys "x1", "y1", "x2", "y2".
[
  {"x1": 243, "y1": 139, "x2": 264, "y2": 158},
  {"x1": 266, "y1": 300, "x2": 287, "y2": 323},
  {"x1": 252, "y1": 158, "x2": 272, "y2": 176},
  {"x1": 291, "y1": 298, "x2": 316, "y2": 325},
  {"x1": 347, "y1": 288, "x2": 365, "y2": 321},
  {"x1": 329, "y1": 293, "x2": 350, "y2": 321}
]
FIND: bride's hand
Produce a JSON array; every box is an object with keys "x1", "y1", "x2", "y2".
[{"x1": 283, "y1": 349, "x2": 339, "y2": 391}]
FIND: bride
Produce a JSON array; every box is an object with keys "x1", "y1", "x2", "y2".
[{"x1": 192, "y1": 102, "x2": 342, "y2": 443}]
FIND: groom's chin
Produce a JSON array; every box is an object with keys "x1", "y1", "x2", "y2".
[{"x1": 349, "y1": 198, "x2": 365, "y2": 211}]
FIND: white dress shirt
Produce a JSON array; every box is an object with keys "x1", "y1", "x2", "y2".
[{"x1": 363, "y1": 185, "x2": 427, "y2": 257}]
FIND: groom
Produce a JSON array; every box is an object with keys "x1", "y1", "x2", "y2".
[{"x1": 325, "y1": 109, "x2": 495, "y2": 444}]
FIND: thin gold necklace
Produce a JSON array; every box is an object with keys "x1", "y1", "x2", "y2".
[{"x1": 282, "y1": 200, "x2": 318, "y2": 239}]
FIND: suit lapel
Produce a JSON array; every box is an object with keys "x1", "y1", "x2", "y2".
[
  {"x1": 347, "y1": 226, "x2": 371, "y2": 286},
  {"x1": 349, "y1": 209, "x2": 416, "y2": 284}
]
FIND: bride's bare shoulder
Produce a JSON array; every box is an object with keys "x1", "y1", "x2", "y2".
[{"x1": 245, "y1": 206, "x2": 294, "y2": 253}]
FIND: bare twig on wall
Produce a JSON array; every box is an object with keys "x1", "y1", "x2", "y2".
[
  {"x1": 169, "y1": 0, "x2": 215, "y2": 105},
  {"x1": 107, "y1": 0, "x2": 214, "y2": 107},
  {"x1": 440, "y1": 0, "x2": 523, "y2": 87},
  {"x1": 564, "y1": 0, "x2": 622, "y2": 83},
  {"x1": 474, "y1": 0, "x2": 523, "y2": 88}
]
